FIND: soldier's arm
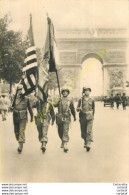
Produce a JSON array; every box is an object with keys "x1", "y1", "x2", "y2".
[
  {"x1": 27, "y1": 98, "x2": 33, "y2": 122},
  {"x1": 53, "y1": 100, "x2": 59, "y2": 107},
  {"x1": 92, "y1": 100, "x2": 95, "y2": 115},
  {"x1": 76, "y1": 99, "x2": 81, "y2": 112},
  {"x1": 70, "y1": 101, "x2": 76, "y2": 120},
  {"x1": 11, "y1": 89, "x2": 18, "y2": 109},
  {"x1": 50, "y1": 104, "x2": 56, "y2": 124}
]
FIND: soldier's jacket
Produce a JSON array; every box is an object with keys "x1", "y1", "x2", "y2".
[
  {"x1": 54, "y1": 97, "x2": 76, "y2": 120},
  {"x1": 110, "y1": 96, "x2": 114, "y2": 102},
  {"x1": 121, "y1": 96, "x2": 127, "y2": 107},
  {"x1": 35, "y1": 100, "x2": 55, "y2": 124},
  {"x1": 13, "y1": 96, "x2": 33, "y2": 122},
  {"x1": 115, "y1": 96, "x2": 122, "y2": 103},
  {"x1": 77, "y1": 96, "x2": 95, "y2": 120},
  {"x1": 122, "y1": 96, "x2": 127, "y2": 102}
]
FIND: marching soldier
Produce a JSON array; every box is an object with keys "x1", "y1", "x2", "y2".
[
  {"x1": 35, "y1": 98, "x2": 55, "y2": 153},
  {"x1": 0, "y1": 94, "x2": 8, "y2": 121},
  {"x1": 110, "y1": 93, "x2": 114, "y2": 108},
  {"x1": 121, "y1": 93, "x2": 127, "y2": 110},
  {"x1": 54, "y1": 88, "x2": 76, "y2": 153},
  {"x1": 77, "y1": 87, "x2": 95, "y2": 152},
  {"x1": 115, "y1": 93, "x2": 121, "y2": 109},
  {"x1": 12, "y1": 85, "x2": 33, "y2": 153}
]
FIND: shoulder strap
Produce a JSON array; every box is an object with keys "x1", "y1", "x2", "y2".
[
  {"x1": 67, "y1": 99, "x2": 70, "y2": 108},
  {"x1": 80, "y1": 97, "x2": 83, "y2": 110}
]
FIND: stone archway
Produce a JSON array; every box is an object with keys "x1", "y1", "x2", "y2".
[
  {"x1": 81, "y1": 52, "x2": 103, "y2": 64},
  {"x1": 80, "y1": 53, "x2": 103, "y2": 96},
  {"x1": 56, "y1": 28, "x2": 128, "y2": 97}
]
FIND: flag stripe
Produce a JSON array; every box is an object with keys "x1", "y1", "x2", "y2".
[
  {"x1": 37, "y1": 82, "x2": 48, "y2": 102},
  {"x1": 23, "y1": 62, "x2": 37, "y2": 72},
  {"x1": 26, "y1": 46, "x2": 36, "y2": 54},
  {"x1": 27, "y1": 74, "x2": 35, "y2": 88},
  {"x1": 30, "y1": 74, "x2": 36, "y2": 85},
  {"x1": 24, "y1": 54, "x2": 37, "y2": 63},
  {"x1": 26, "y1": 66, "x2": 37, "y2": 75},
  {"x1": 25, "y1": 58, "x2": 37, "y2": 66},
  {"x1": 22, "y1": 80, "x2": 28, "y2": 92},
  {"x1": 26, "y1": 50, "x2": 36, "y2": 57},
  {"x1": 24, "y1": 77, "x2": 31, "y2": 89}
]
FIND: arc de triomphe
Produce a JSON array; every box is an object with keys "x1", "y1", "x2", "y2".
[{"x1": 56, "y1": 28, "x2": 128, "y2": 97}]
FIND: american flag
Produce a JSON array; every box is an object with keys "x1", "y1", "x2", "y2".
[{"x1": 21, "y1": 14, "x2": 37, "y2": 96}]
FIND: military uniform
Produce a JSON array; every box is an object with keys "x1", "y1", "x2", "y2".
[
  {"x1": 77, "y1": 87, "x2": 95, "y2": 151},
  {"x1": 115, "y1": 94, "x2": 121, "y2": 109},
  {"x1": 110, "y1": 95, "x2": 114, "y2": 108},
  {"x1": 35, "y1": 100, "x2": 55, "y2": 152},
  {"x1": 13, "y1": 96, "x2": 33, "y2": 142},
  {"x1": 54, "y1": 89, "x2": 76, "y2": 152},
  {"x1": 12, "y1": 85, "x2": 33, "y2": 153},
  {"x1": 0, "y1": 95, "x2": 8, "y2": 121},
  {"x1": 122, "y1": 94, "x2": 127, "y2": 110}
]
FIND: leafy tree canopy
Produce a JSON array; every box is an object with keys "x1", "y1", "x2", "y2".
[{"x1": 0, "y1": 15, "x2": 26, "y2": 85}]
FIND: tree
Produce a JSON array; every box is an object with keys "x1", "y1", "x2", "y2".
[
  {"x1": 48, "y1": 67, "x2": 75, "y2": 92},
  {"x1": 126, "y1": 81, "x2": 129, "y2": 87},
  {"x1": 0, "y1": 15, "x2": 26, "y2": 85}
]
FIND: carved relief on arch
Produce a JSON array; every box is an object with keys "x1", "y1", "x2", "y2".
[
  {"x1": 108, "y1": 69, "x2": 126, "y2": 89},
  {"x1": 59, "y1": 52, "x2": 77, "y2": 64},
  {"x1": 104, "y1": 51, "x2": 126, "y2": 63}
]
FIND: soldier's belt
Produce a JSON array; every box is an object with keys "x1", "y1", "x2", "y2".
[
  {"x1": 81, "y1": 110, "x2": 93, "y2": 114},
  {"x1": 14, "y1": 109, "x2": 27, "y2": 113}
]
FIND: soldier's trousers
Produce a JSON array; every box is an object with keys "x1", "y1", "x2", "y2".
[
  {"x1": 1, "y1": 110, "x2": 7, "y2": 120},
  {"x1": 122, "y1": 101, "x2": 126, "y2": 110},
  {"x1": 116, "y1": 102, "x2": 119, "y2": 109},
  {"x1": 79, "y1": 114, "x2": 93, "y2": 147},
  {"x1": 111, "y1": 102, "x2": 114, "y2": 108},
  {"x1": 14, "y1": 119, "x2": 26, "y2": 143},
  {"x1": 36, "y1": 119, "x2": 49, "y2": 143},
  {"x1": 58, "y1": 121, "x2": 70, "y2": 142}
]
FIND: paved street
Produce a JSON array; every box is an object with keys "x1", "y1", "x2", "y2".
[{"x1": 0, "y1": 102, "x2": 129, "y2": 183}]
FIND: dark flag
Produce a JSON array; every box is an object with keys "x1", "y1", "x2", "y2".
[
  {"x1": 47, "y1": 17, "x2": 56, "y2": 72},
  {"x1": 37, "y1": 17, "x2": 57, "y2": 102},
  {"x1": 21, "y1": 14, "x2": 37, "y2": 96}
]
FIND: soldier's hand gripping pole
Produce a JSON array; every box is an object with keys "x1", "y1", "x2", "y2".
[{"x1": 11, "y1": 88, "x2": 18, "y2": 109}]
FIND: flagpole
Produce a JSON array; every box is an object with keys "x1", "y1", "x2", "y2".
[{"x1": 55, "y1": 69, "x2": 61, "y2": 99}]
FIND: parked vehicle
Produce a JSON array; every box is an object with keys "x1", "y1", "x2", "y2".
[{"x1": 104, "y1": 97, "x2": 112, "y2": 107}]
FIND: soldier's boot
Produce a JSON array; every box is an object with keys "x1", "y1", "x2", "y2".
[
  {"x1": 17, "y1": 143, "x2": 23, "y2": 154},
  {"x1": 86, "y1": 142, "x2": 91, "y2": 152},
  {"x1": 86, "y1": 147, "x2": 90, "y2": 152},
  {"x1": 4, "y1": 113, "x2": 6, "y2": 120},
  {"x1": 84, "y1": 140, "x2": 86, "y2": 148},
  {"x1": 41, "y1": 142, "x2": 46, "y2": 153},
  {"x1": 64, "y1": 142, "x2": 68, "y2": 153},
  {"x1": 1, "y1": 113, "x2": 4, "y2": 121},
  {"x1": 60, "y1": 141, "x2": 64, "y2": 148}
]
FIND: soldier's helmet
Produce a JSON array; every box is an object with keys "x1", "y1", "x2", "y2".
[
  {"x1": 1, "y1": 93, "x2": 6, "y2": 97},
  {"x1": 61, "y1": 88, "x2": 70, "y2": 95},
  {"x1": 83, "y1": 87, "x2": 91, "y2": 93}
]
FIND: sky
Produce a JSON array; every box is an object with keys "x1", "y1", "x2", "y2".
[{"x1": 0, "y1": 0, "x2": 128, "y2": 48}]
